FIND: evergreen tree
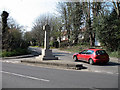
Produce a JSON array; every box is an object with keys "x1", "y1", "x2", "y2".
[{"x1": 97, "y1": 9, "x2": 120, "y2": 51}]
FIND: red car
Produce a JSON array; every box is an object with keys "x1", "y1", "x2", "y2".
[{"x1": 73, "y1": 49, "x2": 109, "y2": 65}]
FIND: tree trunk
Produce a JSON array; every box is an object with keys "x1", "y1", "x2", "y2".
[
  {"x1": 88, "y1": 2, "x2": 95, "y2": 47},
  {"x1": 113, "y1": 1, "x2": 120, "y2": 18}
]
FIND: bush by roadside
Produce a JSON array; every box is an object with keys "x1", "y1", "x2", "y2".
[{"x1": 1, "y1": 48, "x2": 30, "y2": 57}]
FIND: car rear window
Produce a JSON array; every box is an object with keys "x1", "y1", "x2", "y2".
[{"x1": 96, "y1": 50, "x2": 106, "y2": 55}]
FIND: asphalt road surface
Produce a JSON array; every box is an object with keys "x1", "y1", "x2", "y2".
[{"x1": 2, "y1": 62, "x2": 118, "y2": 88}]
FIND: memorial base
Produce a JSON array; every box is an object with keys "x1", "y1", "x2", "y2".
[{"x1": 37, "y1": 49, "x2": 58, "y2": 60}]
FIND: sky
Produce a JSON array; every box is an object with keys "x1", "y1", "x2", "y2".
[{"x1": 0, "y1": 0, "x2": 60, "y2": 31}]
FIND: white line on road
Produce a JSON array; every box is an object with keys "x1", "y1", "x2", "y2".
[
  {"x1": 93, "y1": 70, "x2": 118, "y2": 75},
  {"x1": 1, "y1": 71, "x2": 50, "y2": 82}
]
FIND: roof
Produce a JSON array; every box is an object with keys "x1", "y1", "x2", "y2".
[
  {"x1": 90, "y1": 49, "x2": 102, "y2": 50},
  {"x1": 86, "y1": 49, "x2": 103, "y2": 51}
]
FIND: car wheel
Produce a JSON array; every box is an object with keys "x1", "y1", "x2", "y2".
[
  {"x1": 74, "y1": 56, "x2": 78, "y2": 61},
  {"x1": 89, "y1": 59, "x2": 94, "y2": 65},
  {"x1": 103, "y1": 61, "x2": 109, "y2": 65}
]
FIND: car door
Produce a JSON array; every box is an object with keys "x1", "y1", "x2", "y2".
[
  {"x1": 84, "y1": 50, "x2": 94, "y2": 61},
  {"x1": 77, "y1": 50, "x2": 87, "y2": 60}
]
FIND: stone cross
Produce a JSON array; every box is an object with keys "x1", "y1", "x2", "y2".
[
  {"x1": 37, "y1": 24, "x2": 58, "y2": 60},
  {"x1": 43, "y1": 24, "x2": 50, "y2": 50}
]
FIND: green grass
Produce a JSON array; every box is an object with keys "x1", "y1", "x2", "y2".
[
  {"x1": 30, "y1": 46, "x2": 40, "y2": 48},
  {"x1": 60, "y1": 45, "x2": 91, "y2": 53},
  {"x1": 1, "y1": 48, "x2": 30, "y2": 57},
  {"x1": 107, "y1": 51, "x2": 119, "y2": 58},
  {"x1": 30, "y1": 46, "x2": 44, "y2": 48},
  {"x1": 0, "y1": 53, "x2": 1, "y2": 57}
]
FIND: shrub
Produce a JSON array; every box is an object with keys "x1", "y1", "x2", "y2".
[
  {"x1": 2, "y1": 48, "x2": 30, "y2": 57},
  {"x1": 60, "y1": 41, "x2": 69, "y2": 48}
]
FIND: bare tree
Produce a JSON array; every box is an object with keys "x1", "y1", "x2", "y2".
[
  {"x1": 57, "y1": 2, "x2": 84, "y2": 45},
  {"x1": 31, "y1": 14, "x2": 62, "y2": 46},
  {"x1": 112, "y1": 0, "x2": 120, "y2": 18}
]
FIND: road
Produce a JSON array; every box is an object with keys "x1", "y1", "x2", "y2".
[
  {"x1": 28, "y1": 47, "x2": 119, "y2": 74},
  {"x1": 2, "y1": 62, "x2": 118, "y2": 88}
]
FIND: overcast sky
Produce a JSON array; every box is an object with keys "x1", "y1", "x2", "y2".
[{"x1": 0, "y1": 0, "x2": 59, "y2": 31}]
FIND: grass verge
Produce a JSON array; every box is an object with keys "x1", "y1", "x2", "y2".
[{"x1": 107, "y1": 51, "x2": 119, "y2": 58}]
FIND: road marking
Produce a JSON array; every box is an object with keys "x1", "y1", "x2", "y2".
[
  {"x1": 106, "y1": 72, "x2": 115, "y2": 74},
  {"x1": 94, "y1": 71, "x2": 101, "y2": 73},
  {"x1": 1, "y1": 60, "x2": 20, "y2": 63},
  {"x1": 93, "y1": 70, "x2": 118, "y2": 75},
  {"x1": 1, "y1": 71, "x2": 50, "y2": 82}
]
